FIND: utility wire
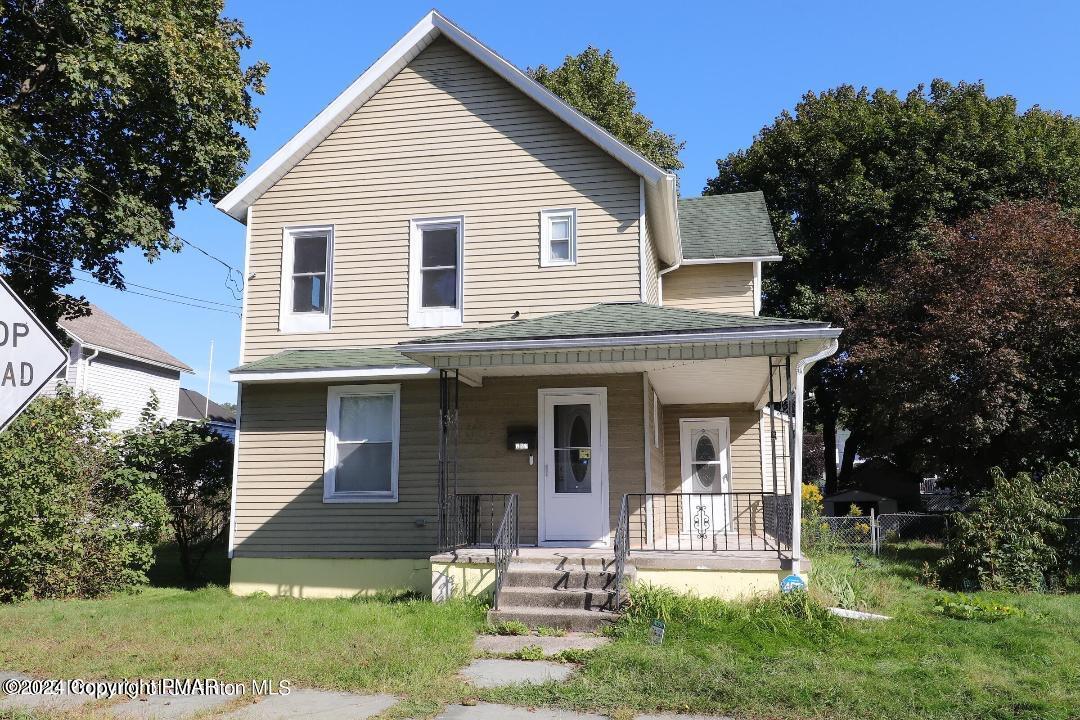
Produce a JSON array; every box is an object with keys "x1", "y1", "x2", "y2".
[
  {"x1": 1, "y1": 253, "x2": 241, "y2": 317},
  {"x1": 0, "y1": 242, "x2": 241, "y2": 311},
  {"x1": 0, "y1": 124, "x2": 245, "y2": 299}
]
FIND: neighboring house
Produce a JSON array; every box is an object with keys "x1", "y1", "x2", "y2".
[
  {"x1": 218, "y1": 11, "x2": 841, "y2": 621},
  {"x1": 177, "y1": 387, "x2": 237, "y2": 442},
  {"x1": 47, "y1": 303, "x2": 193, "y2": 430},
  {"x1": 822, "y1": 490, "x2": 899, "y2": 517}
]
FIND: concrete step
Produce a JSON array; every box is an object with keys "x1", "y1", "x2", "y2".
[
  {"x1": 507, "y1": 554, "x2": 618, "y2": 572},
  {"x1": 502, "y1": 566, "x2": 635, "y2": 591},
  {"x1": 497, "y1": 586, "x2": 617, "y2": 611},
  {"x1": 488, "y1": 607, "x2": 619, "y2": 633}
]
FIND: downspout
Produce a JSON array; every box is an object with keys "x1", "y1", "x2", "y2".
[
  {"x1": 790, "y1": 339, "x2": 839, "y2": 576},
  {"x1": 79, "y1": 348, "x2": 100, "y2": 392}
]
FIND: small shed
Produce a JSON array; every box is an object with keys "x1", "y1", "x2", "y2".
[{"x1": 823, "y1": 489, "x2": 898, "y2": 517}]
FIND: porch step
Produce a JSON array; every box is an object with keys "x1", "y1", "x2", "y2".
[
  {"x1": 498, "y1": 586, "x2": 617, "y2": 611},
  {"x1": 488, "y1": 607, "x2": 620, "y2": 633},
  {"x1": 503, "y1": 567, "x2": 628, "y2": 591}
]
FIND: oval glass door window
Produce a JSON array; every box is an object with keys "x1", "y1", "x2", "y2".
[
  {"x1": 691, "y1": 430, "x2": 720, "y2": 492},
  {"x1": 554, "y1": 403, "x2": 592, "y2": 493}
]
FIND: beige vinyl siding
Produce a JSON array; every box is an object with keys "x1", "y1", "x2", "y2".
[
  {"x1": 662, "y1": 403, "x2": 764, "y2": 493},
  {"x1": 232, "y1": 374, "x2": 645, "y2": 557},
  {"x1": 642, "y1": 217, "x2": 660, "y2": 304},
  {"x1": 644, "y1": 376, "x2": 665, "y2": 493},
  {"x1": 244, "y1": 38, "x2": 642, "y2": 362},
  {"x1": 661, "y1": 263, "x2": 755, "y2": 315}
]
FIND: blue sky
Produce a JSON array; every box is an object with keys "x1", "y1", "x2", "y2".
[{"x1": 70, "y1": 0, "x2": 1079, "y2": 402}]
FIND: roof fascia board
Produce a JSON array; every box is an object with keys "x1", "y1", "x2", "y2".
[
  {"x1": 216, "y1": 10, "x2": 676, "y2": 223},
  {"x1": 399, "y1": 326, "x2": 842, "y2": 355},
  {"x1": 230, "y1": 365, "x2": 437, "y2": 383},
  {"x1": 80, "y1": 343, "x2": 191, "y2": 373},
  {"x1": 680, "y1": 255, "x2": 783, "y2": 265}
]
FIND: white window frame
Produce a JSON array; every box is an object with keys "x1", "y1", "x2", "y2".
[
  {"x1": 279, "y1": 224, "x2": 333, "y2": 333},
  {"x1": 539, "y1": 208, "x2": 577, "y2": 267},
  {"x1": 323, "y1": 383, "x2": 401, "y2": 503},
  {"x1": 409, "y1": 215, "x2": 464, "y2": 328}
]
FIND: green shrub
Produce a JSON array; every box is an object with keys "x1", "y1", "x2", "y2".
[
  {"x1": 939, "y1": 464, "x2": 1079, "y2": 591},
  {"x1": 933, "y1": 593, "x2": 1023, "y2": 622},
  {"x1": 0, "y1": 390, "x2": 168, "y2": 601}
]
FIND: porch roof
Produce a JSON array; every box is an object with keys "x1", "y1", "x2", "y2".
[{"x1": 402, "y1": 303, "x2": 832, "y2": 349}]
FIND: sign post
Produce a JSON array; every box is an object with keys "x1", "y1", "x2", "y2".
[{"x1": 0, "y1": 276, "x2": 68, "y2": 432}]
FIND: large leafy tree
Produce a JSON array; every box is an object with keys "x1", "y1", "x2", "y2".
[
  {"x1": 530, "y1": 47, "x2": 683, "y2": 172},
  {"x1": 706, "y1": 80, "x2": 1080, "y2": 491},
  {"x1": 834, "y1": 200, "x2": 1080, "y2": 487},
  {"x1": 0, "y1": 0, "x2": 267, "y2": 328}
]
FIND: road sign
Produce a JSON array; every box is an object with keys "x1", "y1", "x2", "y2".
[{"x1": 0, "y1": 275, "x2": 67, "y2": 432}]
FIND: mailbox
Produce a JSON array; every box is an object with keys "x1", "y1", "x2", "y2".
[{"x1": 507, "y1": 426, "x2": 537, "y2": 452}]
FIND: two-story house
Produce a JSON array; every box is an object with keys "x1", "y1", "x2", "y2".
[{"x1": 219, "y1": 11, "x2": 839, "y2": 628}]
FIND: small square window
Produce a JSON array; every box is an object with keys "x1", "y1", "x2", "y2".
[{"x1": 540, "y1": 209, "x2": 577, "y2": 266}]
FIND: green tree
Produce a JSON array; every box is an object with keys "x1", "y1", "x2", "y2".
[
  {"x1": 123, "y1": 393, "x2": 233, "y2": 585},
  {"x1": 705, "y1": 80, "x2": 1080, "y2": 491},
  {"x1": 530, "y1": 46, "x2": 683, "y2": 172},
  {"x1": 0, "y1": 389, "x2": 168, "y2": 601},
  {"x1": 0, "y1": 0, "x2": 268, "y2": 327}
]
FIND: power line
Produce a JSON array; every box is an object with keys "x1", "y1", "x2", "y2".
[
  {"x1": 0, "y1": 242, "x2": 241, "y2": 310},
  {"x1": 0, "y1": 124, "x2": 245, "y2": 299},
  {"x1": 0, "y1": 252, "x2": 241, "y2": 317}
]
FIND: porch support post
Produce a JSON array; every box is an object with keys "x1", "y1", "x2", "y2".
[{"x1": 791, "y1": 340, "x2": 839, "y2": 575}]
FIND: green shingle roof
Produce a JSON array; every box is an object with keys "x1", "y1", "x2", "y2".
[
  {"x1": 405, "y1": 303, "x2": 829, "y2": 345},
  {"x1": 232, "y1": 347, "x2": 421, "y2": 373},
  {"x1": 678, "y1": 191, "x2": 780, "y2": 260}
]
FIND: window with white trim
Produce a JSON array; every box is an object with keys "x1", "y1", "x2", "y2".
[
  {"x1": 324, "y1": 384, "x2": 400, "y2": 502},
  {"x1": 280, "y1": 225, "x2": 332, "y2": 332},
  {"x1": 540, "y1": 208, "x2": 577, "y2": 266},
  {"x1": 409, "y1": 216, "x2": 464, "y2": 328}
]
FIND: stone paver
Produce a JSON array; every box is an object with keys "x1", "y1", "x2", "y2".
[
  {"x1": 109, "y1": 692, "x2": 234, "y2": 719},
  {"x1": 0, "y1": 674, "x2": 95, "y2": 713},
  {"x1": 436, "y1": 702, "x2": 606, "y2": 720},
  {"x1": 222, "y1": 689, "x2": 398, "y2": 720},
  {"x1": 459, "y1": 659, "x2": 574, "y2": 689},
  {"x1": 473, "y1": 633, "x2": 609, "y2": 658}
]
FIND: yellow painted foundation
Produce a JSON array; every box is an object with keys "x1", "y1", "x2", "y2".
[
  {"x1": 635, "y1": 568, "x2": 807, "y2": 600},
  {"x1": 430, "y1": 562, "x2": 496, "y2": 601},
  {"x1": 230, "y1": 557, "x2": 431, "y2": 599}
]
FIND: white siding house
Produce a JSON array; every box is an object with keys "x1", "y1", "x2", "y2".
[{"x1": 48, "y1": 304, "x2": 193, "y2": 431}]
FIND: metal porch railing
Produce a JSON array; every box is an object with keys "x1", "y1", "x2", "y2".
[
  {"x1": 622, "y1": 492, "x2": 792, "y2": 555},
  {"x1": 492, "y1": 493, "x2": 520, "y2": 610},
  {"x1": 441, "y1": 493, "x2": 516, "y2": 550}
]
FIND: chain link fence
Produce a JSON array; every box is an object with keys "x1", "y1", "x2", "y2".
[{"x1": 806, "y1": 513, "x2": 951, "y2": 553}]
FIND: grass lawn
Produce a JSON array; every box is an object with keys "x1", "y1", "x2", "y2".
[{"x1": 0, "y1": 544, "x2": 1077, "y2": 720}]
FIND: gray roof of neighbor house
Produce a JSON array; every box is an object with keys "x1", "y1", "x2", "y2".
[
  {"x1": 677, "y1": 191, "x2": 781, "y2": 260},
  {"x1": 177, "y1": 388, "x2": 235, "y2": 425},
  {"x1": 58, "y1": 303, "x2": 192, "y2": 372},
  {"x1": 405, "y1": 303, "x2": 832, "y2": 346},
  {"x1": 232, "y1": 347, "x2": 423, "y2": 374}
]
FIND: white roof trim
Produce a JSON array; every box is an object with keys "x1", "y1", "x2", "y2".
[
  {"x1": 215, "y1": 11, "x2": 680, "y2": 264},
  {"x1": 680, "y1": 255, "x2": 783, "y2": 265},
  {"x1": 399, "y1": 326, "x2": 842, "y2": 355},
  {"x1": 230, "y1": 366, "x2": 436, "y2": 383}
]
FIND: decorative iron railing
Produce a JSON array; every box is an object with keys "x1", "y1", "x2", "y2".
[
  {"x1": 621, "y1": 492, "x2": 791, "y2": 556},
  {"x1": 612, "y1": 493, "x2": 631, "y2": 611},
  {"x1": 441, "y1": 493, "x2": 516, "y2": 551},
  {"x1": 492, "y1": 493, "x2": 519, "y2": 610}
]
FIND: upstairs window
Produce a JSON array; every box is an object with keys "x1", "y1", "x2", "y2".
[
  {"x1": 540, "y1": 208, "x2": 577, "y2": 266},
  {"x1": 409, "y1": 215, "x2": 463, "y2": 328},
  {"x1": 280, "y1": 225, "x2": 333, "y2": 332}
]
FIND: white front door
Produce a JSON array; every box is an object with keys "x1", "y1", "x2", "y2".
[
  {"x1": 679, "y1": 418, "x2": 732, "y2": 537},
  {"x1": 539, "y1": 388, "x2": 608, "y2": 545}
]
